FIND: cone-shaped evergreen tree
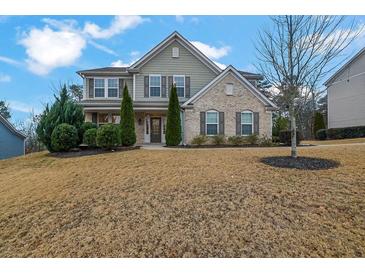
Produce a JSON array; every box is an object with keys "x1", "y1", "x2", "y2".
[
  {"x1": 120, "y1": 85, "x2": 136, "y2": 146},
  {"x1": 313, "y1": 111, "x2": 326, "y2": 137},
  {"x1": 165, "y1": 84, "x2": 182, "y2": 146}
]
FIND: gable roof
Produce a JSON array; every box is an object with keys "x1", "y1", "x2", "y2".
[
  {"x1": 325, "y1": 47, "x2": 365, "y2": 86},
  {"x1": 129, "y1": 31, "x2": 222, "y2": 74},
  {"x1": 0, "y1": 114, "x2": 26, "y2": 139},
  {"x1": 182, "y1": 65, "x2": 277, "y2": 109}
]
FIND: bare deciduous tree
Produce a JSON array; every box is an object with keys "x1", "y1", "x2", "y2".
[{"x1": 256, "y1": 16, "x2": 361, "y2": 157}]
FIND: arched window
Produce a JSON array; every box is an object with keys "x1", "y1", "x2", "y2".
[
  {"x1": 206, "y1": 110, "x2": 219, "y2": 135},
  {"x1": 241, "y1": 111, "x2": 253, "y2": 136}
]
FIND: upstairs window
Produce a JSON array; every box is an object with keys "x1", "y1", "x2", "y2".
[
  {"x1": 108, "y1": 79, "x2": 118, "y2": 97},
  {"x1": 94, "y1": 79, "x2": 105, "y2": 97},
  {"x1": 241, "y1": 111, "x2": 253, "y2": 136},
  {"x1": 173, "y1": 75, "x2": 185, "y2": 97},
  {"x1": 172, "y1": 47, "x2": 179, "y2": 58},
  {"x1": 206, "y1": 110, "x2": 219, "y2": 135},
  {"x1": 149, "y1": 75, "x2": 161, "y2": 97}
]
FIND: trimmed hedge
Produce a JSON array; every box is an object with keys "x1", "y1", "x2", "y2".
[
  {"x1": 83, "y1": 128, "x2": 98, "y2": 147},
  {"x1": 96, "y1": 124, "x2": 121, "y2": 149},
  {"x1": 326, "y1": 126, "x2": 365, "y2": 140},
  {"x1": 79, "y1": 122, "x2": 97, "y2": 142},
  {"x1": 191, "y1": 135, "x2": 208, "y2": 146},
  {"x1": 51, "y1": 123, "x2": 78, "y2": 152},
  {"x1": 316, "y1": 129, "x2": 327, "y2": 140},
  {"x1": 279, "y1": 130, "x2": 301, "y2": 146}
]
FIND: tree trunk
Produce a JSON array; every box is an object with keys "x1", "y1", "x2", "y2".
[{"x1": 289, "y1": 103, "x2": 297, "y2": 158}]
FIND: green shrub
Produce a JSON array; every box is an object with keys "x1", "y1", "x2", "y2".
[
  {"x1": 313, "y1": 112, "x2": 326, "y2": 139},
  {"x1": 211, "y1": 135, "x2": 225, "y2": 145},
  {"x1": 37, "y1": 85, "x2": 84, "y2": 151},
  {"x1": 79, "y1": 122, "x2": 97, "y2": 142},
  {"x1": 316, "y1": 129, "x2": 327, "y2": 140},
  {"x1": 96, "y1": 124, "x2": 121, "y2": 149},
  {"x1": 272, "y1": 115, "x2": 289, "y2": 137},
  {"x1": 51, "y1": 123, "x2": 78, "y2": 152},
  {"x1": 191, "y1": 135, "x2": 208, "y2": 146},
  {"x1": 327, "y1": 126, "x2": 365, "y2": 140},
  {"x1": 279, "y1": 130, "x2": 301, "y2": 146},
  {"x1": 227, "y1": 136, "x2": 245, "y2": 146},
  {"x1": 120, "y1": 85, "x2": 136, "y2": 146},
  {"x1": 83, "y1": 128, "x2": 98, "y2": 147},
  {"x1": 246, "y1": 134, "x2": 259, "y2": 145},
  {"x1": 165, "y1": 85, "x2": 181, "y2": 146},
  {"x1": 272, "y1": 136, "x2": 280, "y2": 143},
  {"x1": 259, "y1": 136, "x2": 273, "y2": 147}
]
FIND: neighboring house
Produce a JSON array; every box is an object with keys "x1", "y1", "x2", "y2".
[
  {"x1": 325, "y1": 47, "x2": 365, "y2": 129},
  {"x1": 0, "y1": 114, "x2": 26, "y2": 160},
  {"x1": 77, "y1": 31, "x2": 277, "y2": 144}
]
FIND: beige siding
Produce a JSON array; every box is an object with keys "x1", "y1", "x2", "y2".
[
  {"x1": 327, "y1": 52, "x2": 365, "y2": 128},
  {"x1": 184, "y1": 73, "x2": 272, "y2": 144},
  {"x1": 135, "y1": 41, "x2": 217, "y2": 102}
]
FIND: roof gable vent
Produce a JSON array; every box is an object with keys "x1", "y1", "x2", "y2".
[{"x1": 172, "y1": 47, "x2": 179, "y2": 58}]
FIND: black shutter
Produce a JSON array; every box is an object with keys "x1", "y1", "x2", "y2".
[
  {"x1": 185, "y1": 76, "x2": 190, "y2": 98},
  {"x1": 88, "y1": 78, "x2": 94, "y2": 98},
  {"x1": 119, "y1": 79, "x2": 124, "y2": 98},
  {"x1": 144, "y1": 76, "x2": 149, "y2": 97},
  {"x1": 92, "y1": 112, "x2": 97, "y2": 124},
  {"x1": 236, "y1": 112, "x2": 241, "y2": 135},
  {"x1": 254, "y1": 112, "x2": 260, "y2": 135},
  {"x1": 161, "y1": 76, "x2": 167, "y2": 97},
  {"x1": 219, "y1": 112, "x2": 224, "y2": 135},
  {"x1": 168, "y1": 76, "x2": 173, "y2": 97},
  {"x1": 200, "y1": 112, "x2": 206, "y2": 135}
]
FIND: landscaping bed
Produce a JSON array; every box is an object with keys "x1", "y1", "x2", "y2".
[
  {"x1": 49, "y1": 146, "x2": 140, "y2": 158},
  {"x1": 261, "y1": 156, "x2": 340, "y2": 170}
]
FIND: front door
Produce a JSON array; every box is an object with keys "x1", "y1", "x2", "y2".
[{"x1": 150, "y1": 117, "x2": 161, "y2": 143}]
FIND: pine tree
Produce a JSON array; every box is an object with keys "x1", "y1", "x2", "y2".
[
  {"x1": 120, "y1": 85, "x2": 136, "y2": 146},
  {"x1": 165, "y1": 84, "x2": 181, "y2": 146},
  {"x1": 313, "y1": 111, "x2": 326, "y2": 137}
]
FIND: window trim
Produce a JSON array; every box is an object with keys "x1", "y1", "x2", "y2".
[
  {"x1": 149, "y1": 74, "x2": 162, "y2": 97},
  {"x1": 241, "y1": 110, "x2": 253, "y2": 136},
  {"x1": 206, "y1": 110, "x2": 219, "y2": 136},
  {"x1": 94, "y1": 78, "x2": 119, "y2": 98},
  {"x1": 173, "y1": 75, "x2": 185, "y2": 98}
]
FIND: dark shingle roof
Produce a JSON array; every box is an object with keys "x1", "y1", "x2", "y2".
[
  {"x1": 77, "y1": 67, "x2": 130, "y2": 76},
  {"x1": 238, "y1": 70, "x2": 263, "y2": 80}
]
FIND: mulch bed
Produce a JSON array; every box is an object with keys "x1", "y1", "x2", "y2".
[
  {"x1": 260, "y1": 156, "x2": 340, "y2": 170},
  {"x1": 49, "y1": 146, "x2": 140, "y2": 158},
  {"x1": 169, "y1": 144, "x2": 314, "y2": 149}
]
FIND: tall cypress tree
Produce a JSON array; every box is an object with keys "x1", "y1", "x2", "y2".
[
  {"x1": 165, "y1": 84, "x2": 181, "y2": 146},
  {"x1": 120, "y1": 85, "x2": 136, "y2": 146}
]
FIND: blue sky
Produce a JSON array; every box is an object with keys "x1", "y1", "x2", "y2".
[{"x1": 0, "y1": 15, "x2": 364, "y2": 124}]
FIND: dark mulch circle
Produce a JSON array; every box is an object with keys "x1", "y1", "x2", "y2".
[{"x1": 260, "y1": 156, "x2": 340, "y2": 170}]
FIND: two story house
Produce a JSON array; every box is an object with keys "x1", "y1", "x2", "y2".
[{"x1": 77, "y1": 31, "x2": 277, "y2": 144}]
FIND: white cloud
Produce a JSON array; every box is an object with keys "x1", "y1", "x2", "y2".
[
  {"x1": 89, "y1": 40, "x2": 118, "y2": 56},
  {"x1": 18, "y1": 16, "x2": 148, "y2": 75},
  {"x1": 19, "y1": 26, "x2": 86, "y2": 75},
  {"x1": 84, "y1": 16, "x2": 146, "y2": 39},
  {"x1": 175, "y1": 16, "x2": 184, "y2": 23},
  {"x1": 0, "y1": 55, "x2": 21, "y2": 66},
  {"x1": 213, "y1": 61, "x2": 227, "y2": 69},
  {"x1": 8, "y1": 100, "x2": 40, "y2": 114},
  {"x1": 0, "y1": 73, "x2": 11, "y2": 82},
  {"x1": 111, "y1": 60, "x2": 132, "y2": 67},
  {"x1": 130, "y1": 50, "x2": 140, "y2": 57},
  {"x1": 191, "y1": 41, "x2": 231, "y2": 60}
]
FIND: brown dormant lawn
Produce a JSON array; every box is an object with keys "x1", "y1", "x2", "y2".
[{"x1": 0, "y1": 145, "x2": 364, "y2": 257}]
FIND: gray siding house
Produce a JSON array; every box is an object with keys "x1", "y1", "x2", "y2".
[
  {"x1": 77, "y1": 31, "x2": 277, "y2": 144},
  {"x1": 0, "y1": 114, "x2": 26, "y2": 160},
  {"x1": 325, "y1": 47, "x2": 365, "y2": 129}
]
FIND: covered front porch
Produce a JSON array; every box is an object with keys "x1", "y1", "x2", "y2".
[{"x1": 84, "y1": 110, "x2": 167, "y2": 145}]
